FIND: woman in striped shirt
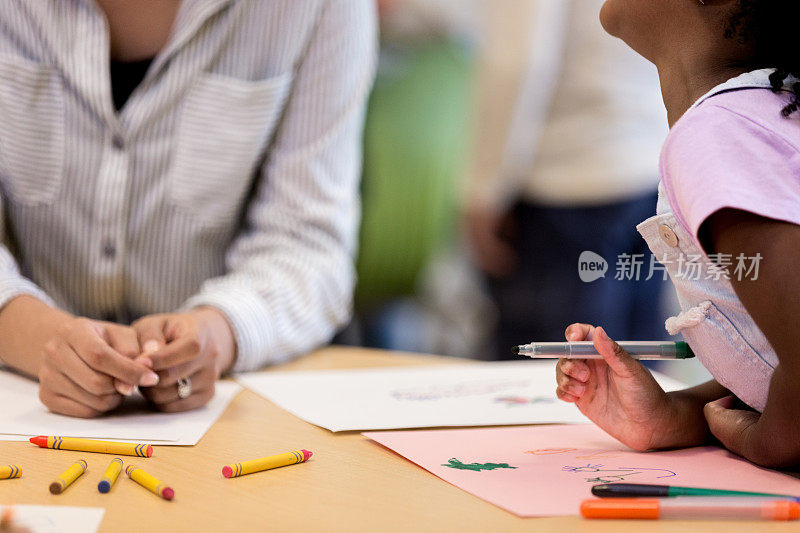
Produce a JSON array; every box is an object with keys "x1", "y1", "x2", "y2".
[{"x1": 0, "y1": 0, "x2": 376, "y2": 417}]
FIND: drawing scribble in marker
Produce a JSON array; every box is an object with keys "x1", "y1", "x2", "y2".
[
  {"x1": 391, "y1": 380, "x2": 531, "y2": 401},
  {"x1": 562, "y1": 463, "x2": 677, "y2": 484},
  {"x1": 573, "y1": 450, "x2": 624, "y2": 460},
  {"x1": 524, "y1": 448, "x2": 578, "y2": 455},
  {"x1": 494, "y1": 396, "x2": 557, "y2": 407},
  {"x1": 443, "y1": 458, "x2": 518, "y2": 472}
]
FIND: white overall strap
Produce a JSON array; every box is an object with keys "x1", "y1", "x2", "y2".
[{"x1": 665, "y1": 301, "x2": 712, "y2": 335}]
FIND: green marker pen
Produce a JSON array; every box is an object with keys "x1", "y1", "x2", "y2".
[
  {"x1": 591, "y1": 483, "x2": 800, "y2": 501},
  {"x1": 513, "y1": 341, "x2": 695, "y2": 360}
]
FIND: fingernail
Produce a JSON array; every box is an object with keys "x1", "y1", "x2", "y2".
[
  {"x1": 709, "y1": 395, "x2": 735, "y2": 409},
  {"x1": 137, "y1": 356, "x2": 153, "y2": 369},
  {"x1": 577, "y1": 369, "x2": 589, "y2": 381},
  {"x1": 118, "y1": 383, "x2": 134, "y2": 396},
  {"x1": 143, "y1": 340, "x2": 159, "y2": 354},
  {"x1": 571, "y1": 383, "x2": 586, "y2": 395},
  {"x1": 140, "y1": 372, "x2": 159, "y2": 387}
]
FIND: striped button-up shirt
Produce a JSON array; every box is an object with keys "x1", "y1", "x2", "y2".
[{"x1": 0, "y1": 0, "x2": 377, "y2": 371}]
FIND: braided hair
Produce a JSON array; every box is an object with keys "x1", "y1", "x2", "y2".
[{"x1": 726, "y1": 0, "x2": 800, "y2": 117}]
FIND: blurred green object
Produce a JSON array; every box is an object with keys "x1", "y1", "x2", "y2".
[{"x1": 356, "y1": 42, "x2": 473, "y2": 308}]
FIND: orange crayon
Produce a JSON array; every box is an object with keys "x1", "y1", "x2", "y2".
[{"x1": 30, "y1": 436, "x2": 152, "y2": 457}]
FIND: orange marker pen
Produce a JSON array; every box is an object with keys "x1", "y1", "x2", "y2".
[{"x1": 581, "y1": 497, "x2": 800, "y2": 521}]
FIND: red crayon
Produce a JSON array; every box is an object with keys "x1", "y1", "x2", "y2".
[
  {"x1": 223, "y1": 449, "x2": 313, "y2": 478},
  {"x1": 30, "y1": 436, "x2": 152, "y2": 457},
  {"x1": 126, "y1": 466, "x2": 174, "y2": 501}
]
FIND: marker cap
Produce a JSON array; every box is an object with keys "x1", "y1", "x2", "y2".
[{"x1": 581, "y1": 499, "x2": 660, "y2": 519}]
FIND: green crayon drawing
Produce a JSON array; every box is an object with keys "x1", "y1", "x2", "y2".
[{"x1": 442, "y1": 458, "x2": 517, "y2": 471}]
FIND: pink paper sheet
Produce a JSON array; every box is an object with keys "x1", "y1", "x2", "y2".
[{"x1": 364, "y1": 425, "x2": 800, "y2": 517}]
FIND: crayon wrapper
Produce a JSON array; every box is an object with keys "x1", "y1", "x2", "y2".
[
  {"x1": 48, "y1": 437, "x2": 151, "y2": 457},
  {"x1": 0, "y1": 465, "x2": 21, "y2": 479},
  {"x1": 100, "y1": 459, "x2": 123, "y2": 484},
  {"x1": 53, "y1": 460, "x2": 87, "y2": 491},
  {"x1": 227, "y1": 450, "x2": 307, "y2": 477},
  {"x1": 127, "y1": 466, "x2": 169, "y2": 498}
]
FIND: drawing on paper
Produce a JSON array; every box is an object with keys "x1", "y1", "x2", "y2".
[
  {"x1": 562, "y1": 463, "x2": 677, "y2": 483},
  {"x1": 390, "y1": 380, "x2": 531, "y2": 401},
  {"x1": 523, "y1": 449, "x2": 624, "y2": 460},
  {"x1": 573, "y1": 450, "x2": 624, "y2": 460},
  {"x1": 364, "y1": 425, "x2": 800, "y2": 518},
  {"x1": 442, "y1": 458, "x2": 518, "y2": 472},
  {"x1": 524, "y1": 448, "x2": 578, "y2": 455},
  {"x1": 494, "y1": 396, "x2": 556, "y2": 407}
]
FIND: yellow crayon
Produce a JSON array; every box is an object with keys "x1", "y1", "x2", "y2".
[
  {"x1": 30, "y1": 436, "x2": 152, "y2": 457},
  {"x1": 222, "y1": 449, "x2": 313, "y2": 478},
  {"x1": 125, "y1": 465, "x2": 174, "y2": 501},
  {"x1": 0, "y1": 465, "x2": 21, "y2": 480},
  {"x1": 49, "y1": 459, "x2": 87, "y2": 494},
  {"x1": 98, "y1": 458, "x2": 123, "y2": 493}
]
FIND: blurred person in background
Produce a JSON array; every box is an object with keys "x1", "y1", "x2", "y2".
[
  {"x1": 352, "y1": 0, "x2": 484, "y2": 355},
  {"x1": 465, "y1": 0, "x2": 670, "y2": 359},
  {"x1": 376, "y1": 0, "x2": 476, "y2": 43}
]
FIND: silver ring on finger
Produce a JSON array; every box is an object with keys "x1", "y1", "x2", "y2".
[{"x1": 177, "y1": 377, "x2": 192, "y2": 399}]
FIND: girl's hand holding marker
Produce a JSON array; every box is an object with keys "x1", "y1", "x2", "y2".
[{"x1": 553, "y1": 324, "x2": 726, "y2": 453}]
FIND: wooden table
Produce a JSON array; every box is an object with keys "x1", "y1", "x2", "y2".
[{"x1": 1, "y1": 346, "x2": 796, "y2": 532}]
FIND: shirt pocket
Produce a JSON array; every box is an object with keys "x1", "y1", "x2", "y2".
[
  {"x1": 169, "y1": 71, "x2": 293, "y2": 228},
  {"x1": 677, "y1": 300, "x2": 774, "y2": 412},
  {"x1": 0, "y1": 54, "x2": 65, "y2": 206}
]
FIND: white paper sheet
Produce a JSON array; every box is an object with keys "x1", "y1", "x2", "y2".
[
  {"x1": 0, "y1": 505, "x2": 104, "y2": 533},
  {"x1": 0, "y1": 370, "x2": 241, "y2": 445},
  {"x1": 236, "y1": 361, "x2": 687, "y2": 432}
]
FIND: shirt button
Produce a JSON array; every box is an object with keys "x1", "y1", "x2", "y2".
[
  {"x1": 659, "y1": 224, "x2": 679, "y2": 247},
  {"x1": 102, "y1": 240, "x2": 116, "y2": 259},
  {"x1": 111, "y1": 134, "x2": 125, "y2": 150}
]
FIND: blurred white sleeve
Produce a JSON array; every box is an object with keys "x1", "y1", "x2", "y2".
[
  {"x1": 181, "y1": 0, "x2": 377, "y2": 371},
  {"x1": 0, "y1": 196, "x2": 55, "y2": 312},
  {"x1": 466, "y1": 0, "x2": 570, "y2": 213}
]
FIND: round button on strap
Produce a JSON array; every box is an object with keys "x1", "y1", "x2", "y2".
[{"x1": 658, "y1": 224, "x2": 679, "y2": 247}]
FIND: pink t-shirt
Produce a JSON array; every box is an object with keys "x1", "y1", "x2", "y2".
[{"x1": 661, "y1": 86, "x2": 800, "y2": 244}]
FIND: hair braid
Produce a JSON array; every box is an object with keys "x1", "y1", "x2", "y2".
[{"x1": 730, "y1": 1, "x2": 800, "y2": 117}]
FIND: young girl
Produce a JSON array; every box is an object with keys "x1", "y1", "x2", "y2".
[{"x1": 555, "y1": 0, "x2": 800, "y2": 468}]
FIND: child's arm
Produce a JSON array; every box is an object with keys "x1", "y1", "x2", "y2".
[
  {"x1": 702, "y1": 208, "x2": 800, "y2": 468},
  {"x1": 556, "y1": 324, "x2": 727, "y2": 451}
]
